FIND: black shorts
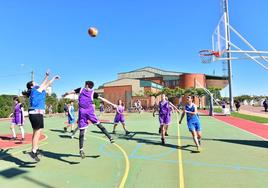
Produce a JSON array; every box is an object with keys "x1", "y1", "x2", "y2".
[{"x1": 29, "y1": 114, "x2": 44, "y2": 130}]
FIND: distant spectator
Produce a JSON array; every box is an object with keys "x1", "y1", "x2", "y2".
[
  {"x1": 235, "y1": 100, "x2": 241, "y2": 112},
  {"x1": 221, "y1": 100, "x2": 226, "y2": 109},
  {"x1": 263, "y1": 99, "x2": 268, "y2": 112},
  {"x1": 48, "y1": 104, "x2": 53, "y2": 114}
]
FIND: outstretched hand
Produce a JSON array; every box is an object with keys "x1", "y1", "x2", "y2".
[
  {"x1": 46, "y1": 69, "x2": 50, "y2": 76},
  {"x1": 54, "y1": 75, "x2": 60, "y2": 80}
]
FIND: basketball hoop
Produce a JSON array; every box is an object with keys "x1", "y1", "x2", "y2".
[{"x1": 199, "y1": 50, "x2": 221, "y2": 64}]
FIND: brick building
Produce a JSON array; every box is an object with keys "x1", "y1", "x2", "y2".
[{"x1": 100, "y1": 67, "x2": 228, "y2": 109}]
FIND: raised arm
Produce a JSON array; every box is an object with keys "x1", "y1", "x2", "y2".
[
  {"x1": 98, "y1": 96, "x2": 117, "y2": 108},
  {"x1": 62, "y1": 89, "x2": 77, "y2": 98},
  {"x1": 38, "y1": 75, "x2": 60, "y2": 92},
  {"x1": 39, "y1": 70, "x2": 50, "y2": 88}
]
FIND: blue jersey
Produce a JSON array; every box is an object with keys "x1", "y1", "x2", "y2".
[
  {"x1": 29, "y1": 86, "x2": 46, "y2": 110},
  {"x1": 68, "y1": 106, "x2": 75, "y2": 120},
  {"x1": 185, "y1": 104, "x2": 199, "y2": 123}
]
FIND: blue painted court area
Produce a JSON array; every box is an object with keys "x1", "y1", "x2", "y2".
[{"x1": 0, "y1": 113, "x2": 268, "y2": 188}]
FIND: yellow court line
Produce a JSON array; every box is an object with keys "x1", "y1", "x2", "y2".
[
  {"x1": 176, "y1": 112, "x2": 185, "y2": 188},
  {"x1": 90, "y1": 135, "x2": 130, "y2": 188}
]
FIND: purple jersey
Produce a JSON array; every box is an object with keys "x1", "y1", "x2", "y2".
[
  {"x1": 159, "y1": 100, "x2": 171, "y2": 125},
  {"x1": 75, "y1": 87, "x2": 100, "y2": 129},
  {"x1": 159, "y1": 101, "x2": 171, "y2": 115},
  {"x1": 78, "y1": 88, "x2": 94, "y2": 110},
  {"x1": 12, "y1": 103, "x2": 23, "y2": 125},
  {"x1": 114, "y1": 105, "x2": 125, "y2": 124}
]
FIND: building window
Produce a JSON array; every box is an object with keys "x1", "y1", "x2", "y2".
[{"x1": 164, "y1": 80, "x2": 179, "y2": 87}]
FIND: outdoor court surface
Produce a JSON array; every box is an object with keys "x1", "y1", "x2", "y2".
[{"x1": 0, "y1": 112, "x2": 268, "y2": 188}]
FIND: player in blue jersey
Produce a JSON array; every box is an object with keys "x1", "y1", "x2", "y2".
[
  {"x1": 22, "y1": 70, "x2": 60, "y2": 162},
  {"x1": 63, "y1": 101, "x2": 76, "y2": 133},
  {"x1": 179, "y1": 95, "x2": 202, "y2": 152}
]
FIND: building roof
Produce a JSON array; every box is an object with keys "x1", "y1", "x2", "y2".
[
  {"x1": 118, "y1": 66, "x2": 228, "y2": 80},
  {"x1": 118, "y1": 66, "x2": 183, "y2": 78}
]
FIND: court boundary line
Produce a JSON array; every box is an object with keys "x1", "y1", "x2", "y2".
[{"x1": 89, "y1": 135, "x2": 130, "y2": 188}]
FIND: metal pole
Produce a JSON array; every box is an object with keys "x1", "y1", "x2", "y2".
[
  {"x1": 224, "y1": 0, "x2": 234, "y2": 111},
  {"x1": 31, "y1": 70, "x2": 34, "y2": 82}
]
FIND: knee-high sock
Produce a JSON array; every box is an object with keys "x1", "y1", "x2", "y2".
[
  {"x1": 79, "y1": 129, "x2": 86, "y2": 150},
  {"x1": 96, "y1": 123, "x2": 111, "y2": 140},
  {"x1": 19, "y1": 126, "x2": 25, "y2": 138},
  {"x1": 11, "y1": 127, "x2": 16, "y2": 138}
]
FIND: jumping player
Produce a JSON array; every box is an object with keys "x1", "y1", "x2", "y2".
[
  {"x1": 179, "y1": 95, "x2": 202, "y2": 152},
  {"x1": 9, "y1": 96, "x2": 25, "y2": 141},
  {"x1": 62, "y1": 81, "x2": 114, "y2": 159},
  {"x1": 100, "y1": 99, "x2": 130, "y2": 135},
  {"x1": 22, "y1": 70, "x2": 60, "y2": 162}
]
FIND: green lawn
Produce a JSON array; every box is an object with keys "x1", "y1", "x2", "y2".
[{"x1": 231, "y1": 112, "x2": 268, "y2": 124}]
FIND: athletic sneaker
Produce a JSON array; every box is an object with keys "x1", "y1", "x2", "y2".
[
  {"x1": 28, "y1": 151, "x2": 40, "y2": 162},
  {"x1": 110, "y1": 138, "x2": 115, "y2": 143},
  {"x1": 80, "y1": 150, "x2": 85, "y2": 159},
  {"x1": 36, "y1": 149, "x2": 43, "y2": 157},
  {"x1": 161, "y1": 138, "x2": 165, "y2": 145},
  {"x1": 197, "y1": 147, "x2": 202, "y2": 153},
  {"x1": 125, "y1": 131, "x2": 130, "y2": 135},
  {"x1": 64, "y1": 127, "x2": 67, "y2": 132},
  {"x1": 165, "y1": 132, "x2": 169, "y2": 136}
]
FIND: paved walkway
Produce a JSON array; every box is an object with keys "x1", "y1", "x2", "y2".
[{"x1": 239, "y1": 105, "x2": 268, "y2": 118}]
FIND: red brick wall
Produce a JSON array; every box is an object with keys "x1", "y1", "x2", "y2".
[
  {"x1": 179, "y1": 73, "x2": 206, "y2": 106},
  {"x1": 103, "y1": 85, "x2": 132, "y2": 108}
]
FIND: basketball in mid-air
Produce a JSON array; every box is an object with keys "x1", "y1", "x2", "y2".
[{"x1": 88, "y1": 27, "x2": 98, "y2": 37}]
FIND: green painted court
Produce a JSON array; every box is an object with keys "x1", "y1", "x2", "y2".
[{"x1": 1, "y1": 112, "x2": 268, "y2": 188}]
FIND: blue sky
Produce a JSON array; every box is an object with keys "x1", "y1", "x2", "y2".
[{"x1": 0, "y1": 0, "x2": 268, "y2": 97}]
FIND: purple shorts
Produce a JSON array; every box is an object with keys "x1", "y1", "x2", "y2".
[
  {"x1": 11, "y1": 115, "x2": 23, "y2": 126},
  {"x1": 159, "y1": 114, "x2": 171, "y2": 125},
  {"x1": 78, "y1": 108, "x2": 100, "y2": 129},
  {"x1": 114, "y1": 114, "x2": 125, "y2": 124}
]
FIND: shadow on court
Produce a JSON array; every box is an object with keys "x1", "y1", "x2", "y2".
[
  {"x1": 39, "y1": 150, "x2": 100, "y2": 164},
  {"x1": 49, "y1": 129, "x2": 66, "y2": 133},
  {"x1": 0, "y1": 136, "x2": 12, "y2": 141},
  {"x1": 0, "y1": 149, "x2": 36, "y2": 168},
  {"x1": 212, "y1": 139, "x2": 268, "y2": 149},
  {"x1": 91, "y1": 130, "x2": 199, "y2": 153}
]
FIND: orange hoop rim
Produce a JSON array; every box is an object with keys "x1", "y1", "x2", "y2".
[{"x1": 199, "y1": 50, "x2": 221, "y2": 57}]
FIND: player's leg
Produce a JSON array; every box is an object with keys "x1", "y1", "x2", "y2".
[
  {"x1": 79, "y1": 128, "x2": 86, "y2": 159},
  {"x1": 121, "y1": 122, "x2": 130, "y2": 135},
  {"x1": 10, "y1": 124, "x2": 16, "y2": 140},
  {"x1": 113, "y1": 123, "x2": 118, "y2": 134},
  {"x1": 19, "y1": 125, "x2": 25, "y2": 141}
]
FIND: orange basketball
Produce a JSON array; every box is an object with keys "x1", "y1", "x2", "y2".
[{"x1": 88, "y1": 27, "x2": 98, "y2": 37}]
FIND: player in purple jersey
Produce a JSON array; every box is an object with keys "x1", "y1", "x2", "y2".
[
  {"x1": 63, "y1": 81, "x2": 114, "y2": 159},
  {"x1": 9, "y1": 96, "x2": 25, "y2": 141},
  {"x1": 100, "y1": 99, "x2": 130, "y2": 135},
  {"x1": 154, "y1": 94, "x2": 175, "y2": 145}
]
